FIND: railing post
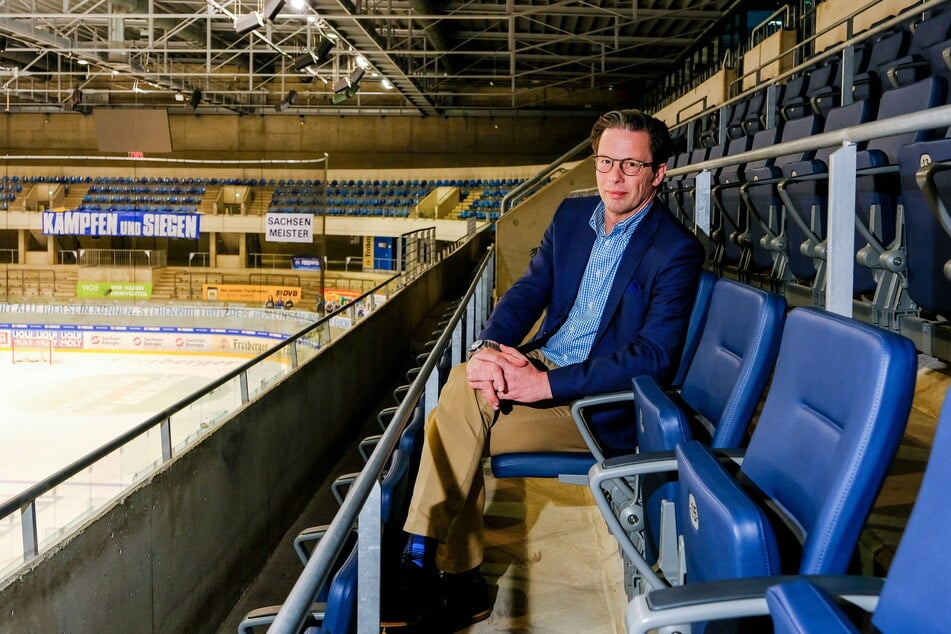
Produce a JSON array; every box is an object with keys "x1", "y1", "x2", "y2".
[
  {"x1": 160, "y1": 417, "x2": 173, "y2": 462},
  {"x1": 827, "y1": 141, "x2": 857, "y2": 317},
  {"x1": 21, "y1": 501, "x2": 38, "y2": 560},
  {"x1": 357, "y1": 480, "x2": 382, "y2": 634},
  {"x1": 695, "y1": 170, "x2": 712, "y2": 238},
  {"x1": 239, "y1": 371, "x2": 250, "y2": 404}
]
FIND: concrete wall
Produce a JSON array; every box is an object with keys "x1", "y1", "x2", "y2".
[
  {"x1": 0, "y1": 231, "x2": 491, "y2": 633},
  {"x1": 0, "y1": 113, "x2": 596, "y2": 169}
]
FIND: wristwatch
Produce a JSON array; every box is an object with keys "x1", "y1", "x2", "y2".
[{"x1": 468, "y1": 339, "x2": 501, "y2": 357}]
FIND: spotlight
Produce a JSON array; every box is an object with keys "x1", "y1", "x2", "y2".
[
  {"x1": 234, "y1": 11, "x2": 264, "y2": 35},
  {"x1": 332, "y1": 77, "x2": 349, "y2": 94},
  {"x1": 275, "y1": 90, "x2": 298, "y2": 112},
  {"x1": 331, "y1": 66, "x2": 365, "y2": 104},
  {"x1": 263, "y1": 0, "x2": 285, "y2": 20},
  {"x1": 293, "y1": 37, "x2": 335, "y2": 72},
  {"x1": 63, "y1": 87, "x2": 82, "y2": 111},
  {"x1": 294, "y1": 51, "x2": 318, "y2": 72},
  {"x1": 315, "y1": 37, "x2": 334, "y2": 62},
  {"x1": 189, "y1": 88, "x2": 202, "y2": 110}
]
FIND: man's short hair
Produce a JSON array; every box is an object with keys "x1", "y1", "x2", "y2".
[{"x1": 589, "y1": 109, "x2": 673, "y2": 166}]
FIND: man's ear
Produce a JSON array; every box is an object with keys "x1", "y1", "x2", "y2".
[{"x1": 651, "y1": 162, "x2": 667, "y2": 187}]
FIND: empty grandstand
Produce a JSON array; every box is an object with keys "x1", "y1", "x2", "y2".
[{"x1": 0, "y1": 0, "x2": 949, "y2": 633}]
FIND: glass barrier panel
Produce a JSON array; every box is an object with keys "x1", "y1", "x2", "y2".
[
  {"x1": 0, "y1": 511, "x2": 24, "y2": 581},
  {"x1": 34, "y1": 448, "x2": 126, "y2": 553},
  {"x1": 122, "y1": 427, "x2": 164, "y2": 485},
  {"x1": 169, "y1": 376, "x2": 243, "y2": 453},
  {"x1": 246, "y1": 348, "x2": 294, "y2": 399}
]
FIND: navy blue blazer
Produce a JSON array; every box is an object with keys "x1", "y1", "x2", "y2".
[{"x1": 481, "y1": 195, "x2": 704, "y2": 452}]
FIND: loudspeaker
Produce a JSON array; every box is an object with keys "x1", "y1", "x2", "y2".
[{"x1": 189, "y1": 88, "x2": 202, "y2": 110}]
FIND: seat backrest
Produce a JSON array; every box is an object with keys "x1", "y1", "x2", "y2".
[
  {"x1": 670, "y1": 269, "x2": 717, "y2": 389},
  {"x1": 872, "y1": 389, "x2": 951, "y2": 633},
  {"x1": 676, "y1": 440, "x2": 781, "y2": 583},
  {"x1": 897, "y1": 133, "x2": 951, "y2": 317},
  {"x1": 317, "y1": 544, "x2": 359, "y2": 634},
  {"x1": 677, "y1": 278, "x2": 787, "y2": 448},
  {"x1": 866, "y1": 76, "x2": 947, "y2": 162},
  {"x1": 740, "y1": 307, "x2": 917, "y2": 575}
]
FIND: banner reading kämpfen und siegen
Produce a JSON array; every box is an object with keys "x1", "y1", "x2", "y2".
[{"x1": 42, "y1": 210, "x2": 201, "y2": 239}]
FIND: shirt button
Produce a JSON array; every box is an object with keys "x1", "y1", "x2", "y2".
[{"x1": 587, "y1": 302, "x2": 593, "y2": 310}]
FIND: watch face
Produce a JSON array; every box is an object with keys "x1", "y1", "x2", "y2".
[{"x1": 469, "y1": 339, "x2": 485, "y2": 352}]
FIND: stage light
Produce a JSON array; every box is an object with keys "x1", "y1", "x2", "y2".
[
  {"x1": 263, "y1": 0, "x2": 285, "y2": 20},
  {"x1": 315, "y1": 37, "x2": 334, "y2": 62},
  {"x1": 294, "y1": 37, "x2": 334, "y2": 72},
  {"x1": 234, "y1": 11, "x2": 263, "y2": 35},
  {"x1": 275, "y1": 90, "x2": 299, "y2": 112}
]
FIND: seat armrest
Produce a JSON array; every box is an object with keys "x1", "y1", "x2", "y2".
[
  {"x1": 293, "y1": 524, "x2": 330, "y2": 564},
  {"x1": 239, "y1": 602, "x2": 326, "y2": 634},
  {"x1": 332, "y1": 472, "x2": 359, "y2": 505},
  {"x1": 570, "y1": 390, "x2": 635, "y2": 463},
  {"x1": 626, "y1": 575, "x2": 884, "y2": 634}
]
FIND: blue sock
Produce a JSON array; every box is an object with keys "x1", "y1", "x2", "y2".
[{"x1": 402, "y1": 533, "x2": 437, "y2": 569}]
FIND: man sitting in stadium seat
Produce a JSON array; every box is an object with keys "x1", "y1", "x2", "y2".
[{"x1": 382, "y1": 109, "x2": 704, "y2": 631}]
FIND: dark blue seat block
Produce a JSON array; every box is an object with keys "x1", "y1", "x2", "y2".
[
  {"x1": 782, "y1": 100, "x2": 873, "y2": 282},
  {"x1": 897, "y1": 136, "x2": 951, "y2": 317},
  {"x1": 853, "y1": 76, "x2": 946, "y2": 293}
]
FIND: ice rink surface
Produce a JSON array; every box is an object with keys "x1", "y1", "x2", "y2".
[{"x1": 0, "y1": 351, "x2": 247, "y2": 503}]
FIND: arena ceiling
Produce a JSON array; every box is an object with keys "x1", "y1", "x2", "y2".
[{"x1": 0, "y1": 0, "x2": 741, "y2": 117}]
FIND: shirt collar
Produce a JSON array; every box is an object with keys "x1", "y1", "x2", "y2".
[{"x1": 589, "y1": 198, "x2": 654, "y2": 238}]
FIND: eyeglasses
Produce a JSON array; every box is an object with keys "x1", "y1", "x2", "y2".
[{"x1": 592, "y1": 155, "x2": 659, "y2": 177}]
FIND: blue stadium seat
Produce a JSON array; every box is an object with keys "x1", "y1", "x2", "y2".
[
  {"x1": 597, "y1": 306, "x2": 916, "y2": 623},
  {"x1": 490, "y1": 273, "x2": 784, "y2": 485},
  {"x1": 778, "y1": 99, "x2": 873, "y2": 289},
  {"x1": 763, "y1": 389, "x2": 951, "y2": 634},
  {"x1": 743, "y1": 113, "x2": 822, "y2": 286},
  {"x1": 622, "y1": 387, "x2": 951, "y2": 634},
  {"x1": 712, "y1": 125, "x2": 777, "y2": 278},
  {"x1": 899, "y1": 131, "x2": 951, "y2": 318},
  {"x1": 854, "y1": 76, "x2": 946, "y2": 297},
  {"x1": 881, "y1": 10, "x2": 951, "y2": 89}
]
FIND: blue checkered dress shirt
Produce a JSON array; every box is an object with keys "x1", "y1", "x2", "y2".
[{"x1": 540, "y1": 199, "x2": 651, "y2": 367}]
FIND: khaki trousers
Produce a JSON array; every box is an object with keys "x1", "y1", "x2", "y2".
[{"x1": 402, "y1": 350, "x2": 589, "y2": 573}]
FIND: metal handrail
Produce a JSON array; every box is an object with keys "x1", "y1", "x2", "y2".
[
  {"x1": 667, "y1": 104, "x2": 951, "y2": 178},
  {"x1": 501, "y1": 137, "x2": 590, "y2": 213},
  {"x1": 268, "y1": 247, "x2": 495, "y2": 633}
]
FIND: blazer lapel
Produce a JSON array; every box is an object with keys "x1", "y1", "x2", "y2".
[{"x1": 592, "y1": 206, "x2": 663, "y2": 343}]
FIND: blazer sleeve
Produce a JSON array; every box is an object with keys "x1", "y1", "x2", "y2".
[{"x1": 545, "y1": 226, "x2": 704, "y2": 401}]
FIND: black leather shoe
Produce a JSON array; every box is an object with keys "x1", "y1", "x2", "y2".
[
  {"x1": 438, "y1": 568, "x2": 492, "y2": 631},
  {"x1": 379, "y1": 558, "x2": 442, "y2": 628}
]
